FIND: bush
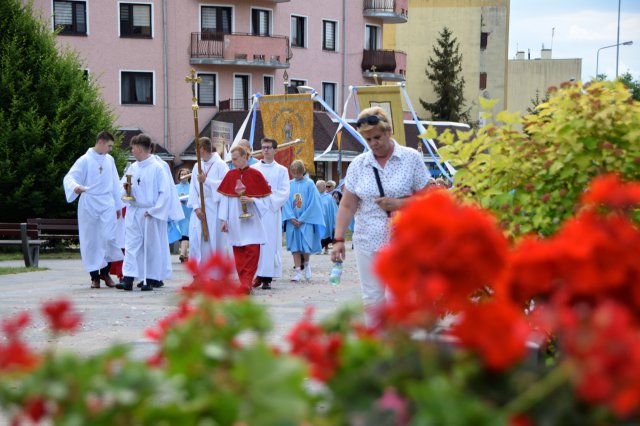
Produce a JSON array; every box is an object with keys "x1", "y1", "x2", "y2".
[{"x1": 431, "y1": 80, "x2": 640, "y2": 237}]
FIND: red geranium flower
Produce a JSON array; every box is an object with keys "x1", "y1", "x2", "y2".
[
  {"x1": 451, "y1": 300, "x2": 530, "y2": 371},
  {"x1": 1, "y1": 311, "x2": 31, "y2": 340},
  {"x1": 182, "y1": 252, "x2": 247, "y2": 299},
  {"x1": 41, "y1": 299, "x2": 81, "y2": 333},
  {"x1": 376, "y1": 190, "x2": 508, "y2": 327},
  {"x1": 23, "y1": 397, "x2": 47, "y2": 422},
  {"x1": 0, "y1": 339, "x2": 39, "y2": 372},
  {"x1": 560, "y1": 300, "x2": 640, "y2": 417},
  {"x1": 145, "y1": 300, "x2": 195, "y2": 342},
  {"x1": 582, "y1": 173, "x2": 640, "y2": 212},
  {"x1": 287, "y1": 307, "x2": 342, "y2": 382}
]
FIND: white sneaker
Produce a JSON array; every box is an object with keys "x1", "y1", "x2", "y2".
[
  {"x1": 291, "y1": 267, "x2": 302, "y2": 282},
  {"x1": 304, "y1": 263, "x2": 312, "y2": 281}
]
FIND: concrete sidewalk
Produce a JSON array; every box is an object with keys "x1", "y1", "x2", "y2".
[{"x1": 0, "y1": 247, "x2": 362, "y2": 358}]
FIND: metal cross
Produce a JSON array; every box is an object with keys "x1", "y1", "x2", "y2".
[
  {"x1": 99, "y1": 165, "x2": 103, "y2": 174},
  {"x1": 137, "y1": 177, "x2": 141, "y2": 185},
  {"x1": 184, "y1": 68, "x2": 202, "y2": 104}
]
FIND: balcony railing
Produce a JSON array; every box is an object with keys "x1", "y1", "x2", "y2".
[
  {"x1": 361, "y1": 49, "x2": 406, "y2": 82},
  {"x1": 363, "y1": 0, "x2": 408, "y2": 23},
  {"x1": 219, "y1": 98, "x2": 254, "y2": 111},
  {"x1": 190, "y1": 32, "x2": 292, "y2": 68}
]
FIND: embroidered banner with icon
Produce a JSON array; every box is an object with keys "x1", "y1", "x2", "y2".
[
  {"x1": 260, "y1": 94, "x2": 315, "y2": 174},
  {"x1": 355, "y1": 85, "x2": 406, "y2": 146}
]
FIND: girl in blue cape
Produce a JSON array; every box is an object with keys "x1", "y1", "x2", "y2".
[{"x1": 282, "y1": 160, "x2": 325, "y2": 282}]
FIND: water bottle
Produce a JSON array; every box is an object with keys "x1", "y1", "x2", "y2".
[{"x1": 329, "y1": 262, "x2": 343, "y2": 286}]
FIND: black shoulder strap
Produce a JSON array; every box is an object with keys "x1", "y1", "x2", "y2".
[{"x1": 373, "y1": 167, "x2": 391, "y2": 217}]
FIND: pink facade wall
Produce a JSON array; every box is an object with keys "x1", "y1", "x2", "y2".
[{"x1": 28, "y1": 0, "x2": 396, "y2": 162}]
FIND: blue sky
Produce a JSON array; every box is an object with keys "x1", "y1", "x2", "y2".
[{"x1": 509, "y1": 0, "x2": 640, "y2": 82}]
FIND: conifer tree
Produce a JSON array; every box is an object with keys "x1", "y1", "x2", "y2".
[
  {"x1": 420, "y1": 27, "x2": 469, "y2": 122},
  {"x1": 0, "y1": 0, "x2": 120, "y2": 221}
]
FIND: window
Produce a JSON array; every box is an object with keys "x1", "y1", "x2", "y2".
[
  {"x1": 198, "y1": 74, "x2": 217, "y2": 106},
  {"x1": 234, "y1": 75, "x2": 250, "y2": 110},
  {"x1": 263, "y1": 75, "x2": 273, "y2": 95},
  {"x1": 290, "y1": 15, "x2": 306, "y2": 48},
  {"x1": 313, "y1": 162, "x2": 326, "y2": 180},
  {"x1": 121, "y1": 71, "x2": 153, "y2": 105},
  {"x1": 202, "y1": 6, "x2": 232, "y2": 38},
  {"x1": 480, "y1": 32, "x2": 489, "y2": 50},
  {"x1": 287, "y1": 79, "x2": 306, "y2": 94},
  {"x1": 54, "y1": 1, "x2": 86, "y2": 35},
  {"x1": 120, "y1": 3, "x2": 152, "y2": 37},
  {"x1": 322, "y1": 20, "x2": 336, "y2": 51},
  {"x1": 479, "y1": 72, "x2": 487, "y2": 90},
  {"x1": 365, "y1": 25, "x2": 379, "y2": 50},
  {"x1": 322, "y1": 82, "x2": 337, "y2": 111},
  {"x1": 252, "y1": 9, "x2": 270, "y2": 36}
]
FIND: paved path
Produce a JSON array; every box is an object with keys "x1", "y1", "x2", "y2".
[{"x1": 0, "y1": 247, "x2": 362, "y2": 359}]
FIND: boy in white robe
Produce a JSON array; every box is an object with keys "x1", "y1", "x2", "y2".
[
  {"x1": 63, "y1": 131, "x2": 123, "y2": 289},
  {"x1": 188, "y1": 137, "x2": 229, "y2": 265},
  {"x1": 152, "y1": 151, "x2": 184, "y2": 286},
  {"x1": 251, "y1": 138, "x2": 290, "y2": 290},
  {"x1": 116, "y1": 134, "x2": 171, "y2": 291}
]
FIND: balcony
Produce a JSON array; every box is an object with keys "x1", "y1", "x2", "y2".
[
  {"x1": 363, "y1": 0, "x2": 408, "y2": 24},
  {"x1": 190, "y1": 32, "x2": 292, "y2": 69},
  {"x1": 219, "y1": 98, "x2": 254, "y2": 111},
  {"x1": 361, "y1": 49, "x2": 406, "y2": 82}
]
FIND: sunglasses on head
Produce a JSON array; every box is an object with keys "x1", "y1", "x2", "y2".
[{"x1": 355, "y1": 115, "x2": 385, "y2": 128}]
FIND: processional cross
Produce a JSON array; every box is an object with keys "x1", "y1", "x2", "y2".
[{"x1": 184, "y1": 68, "x2": 209, "y2": 241}]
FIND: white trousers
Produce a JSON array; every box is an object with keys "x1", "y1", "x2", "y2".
[{"x1": 354, "y1": 247, "x2": 386, "y2": 326}]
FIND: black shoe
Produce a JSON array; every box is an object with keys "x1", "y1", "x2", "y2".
[
  {"x1": 115, "y1": 282, "x2": 133, "y2": 291},
  {"x1": 140, "y1": 284, "x2": 153, "y2": 291},
  {"x1": 152, "y1": 280, "x2": 164, "y2": 288},
  {"x1": 116, "y1": 277, "x2": 133, "y2": 291},
  {"x1": 261, "y1": 283, "x2": 271, "y2": 290}
]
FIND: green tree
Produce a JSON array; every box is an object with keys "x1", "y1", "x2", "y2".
[
  {"x1": 420, "y1": 27, "x2": 469, "y2": 122},
  {"x1": 0, "y1": 0, "x2": 121, "y2": 222},
  {"x1": 525, "y1": 89, "x2": 550, "y2": 115},
  {"x1": 618, "y1": 72, "x2": 640, "y2": 101}
]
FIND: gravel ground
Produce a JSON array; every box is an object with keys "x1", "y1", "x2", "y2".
[{"x1": 0, "y1": 246, "x2": 363, "y2": 359}]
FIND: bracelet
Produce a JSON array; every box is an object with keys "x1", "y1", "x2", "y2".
[{"x1": 333, "y1": 237, "x2": 345, "y2": 243}]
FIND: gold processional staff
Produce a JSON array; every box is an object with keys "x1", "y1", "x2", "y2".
[{"x1": 185, "y1": 69, "x2": 209, "y2": 242}]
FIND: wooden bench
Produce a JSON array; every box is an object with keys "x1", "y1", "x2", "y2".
[
  {"x1": 27, "y1": 218, "x2": 79, "y2": 243},
  {"x1": 0, "y1": 222, "x2": 44, "y2": 267}
]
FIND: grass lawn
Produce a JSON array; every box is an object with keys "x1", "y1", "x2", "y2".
[
  {"x1": 0, "y1": 249, "x2": 75, "y2": 275},
  {"x1": 0, "y1": 251, "x2": 80, "y2": 261},
  {"x1": 0, "y1": 266, "x2": 47, "y2": 275}
]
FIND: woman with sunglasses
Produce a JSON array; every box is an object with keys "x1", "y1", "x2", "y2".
[{"x1": 331, "y1": 106, "x2": 430, "y2": 326}]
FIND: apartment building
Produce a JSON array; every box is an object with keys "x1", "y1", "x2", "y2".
[
  {"x1": 29, "y1": 0, "x2": 409, "y2": 163},
  {"x1": 383, "y1": 0, "x2": 509, "y2": 124},
  {"x1": 508, "y1": 49, "x2": 581, "y2": 115}
]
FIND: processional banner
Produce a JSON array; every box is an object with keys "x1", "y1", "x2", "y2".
[
  {"x1": 260, "y1": 93, "x2": 315, "y2": 174},
  {"x1": 355, "y1": 85, "x2": 406, "y2": 145}
]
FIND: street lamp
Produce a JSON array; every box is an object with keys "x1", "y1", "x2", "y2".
[{"x1": 596, "y1": 41, "x2": 633, "y2": 78}]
